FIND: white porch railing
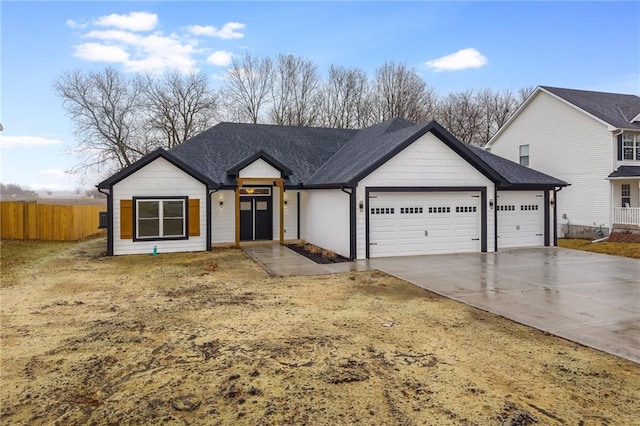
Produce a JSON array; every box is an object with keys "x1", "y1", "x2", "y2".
[{"x1": 613, "y1": 207, "x2": 640, "y2": 226}]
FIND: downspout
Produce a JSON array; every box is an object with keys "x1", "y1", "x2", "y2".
[
  {"x1": 341, "y1": 186, "x2": 357, "y2": 260},
  {"x1": 494, "y1": 185, "x2": 498, "y2": 252},
  {"x1": 97, "y1": 186, "x2": 113, "y2": 256}
]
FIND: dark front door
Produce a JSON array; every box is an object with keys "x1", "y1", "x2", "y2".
[{"x1": 240, "y1": 197, "x2": 272, "y2": 241}]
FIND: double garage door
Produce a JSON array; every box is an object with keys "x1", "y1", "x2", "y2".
[
  {"x1": 368, "y1": 190, "x2": 546, "y2": 258},
  {"x1": 369, "y1": 191, "x2": 481, "y2": 258},
  {"x1": 497, "y1": 191, "x2": 545, "y2": 248}
]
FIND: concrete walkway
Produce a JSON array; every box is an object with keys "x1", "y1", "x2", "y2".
[
  {"x1": 242, "y1": 244, "x2": 369, "y2": 276},
  {"x1": 367, "y1": 247, "x2": 640, "y2": 364}
]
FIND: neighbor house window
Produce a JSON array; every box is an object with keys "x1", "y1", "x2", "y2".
[
  {"x1": 621, "y1": 184, "x2": 631, "y2": 207},
  {"x1": 622, "y1": 134, "x2": 640, "y2": 160},
  {"x1": 519, "y1": 144, "x2": 529, "y2": 166},
  {"x1": 135, "y1": 198, "x2": 186, "y2": 239}
]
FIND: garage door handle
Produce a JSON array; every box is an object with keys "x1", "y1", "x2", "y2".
[
  {"x1": 536, "y1": 233, "x2": 543, "y2": 236},
  {"x1": 369, "y1": 242, "x2": 378, "y2": 246},
  {"x1": 471, "y1": 238, "x2": 480, "y2": 241}
]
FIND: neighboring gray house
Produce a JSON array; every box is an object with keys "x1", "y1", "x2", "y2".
[
  {"x1": 98, "y1": 119, "x2": 566, "y2": 257},
  {"x1": 486, "y1": 86, "x2": 640, "y2": 240}
]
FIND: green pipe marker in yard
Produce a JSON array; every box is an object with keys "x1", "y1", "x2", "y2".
[{"x1": 153, "y1": 246, "x2": 157, "y2": 256}]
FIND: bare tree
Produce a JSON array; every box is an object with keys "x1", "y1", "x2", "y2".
[
  {"x1": 320, "y1": 65, "x2": 372, "y2": 128},
  {"x1": 54, "y1": 68, "x2": 147, "y2": 176},
  {"x1": 269, "y1": 54, "x2": 322, "y2": 126},
  {"x1": 435, "y1": 90, "x2": 486, "y2": 145},
  {"x1": 222, "y1": 53, "x2": 273, "y2": 124},
  {"x1": 371, "y1": 61, "x2": 434, "y2": 123},
  {"x1": 141, "y1": 70, "x2": 219, "y2": 148}
]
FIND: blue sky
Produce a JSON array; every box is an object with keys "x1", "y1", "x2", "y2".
[{"x1": 1, "y1": 1, "x2": 639, "y2": 191}]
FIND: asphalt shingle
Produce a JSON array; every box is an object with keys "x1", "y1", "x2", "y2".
[{"x1": 542, "y1": 86, "x2": 640, "y2": 130}]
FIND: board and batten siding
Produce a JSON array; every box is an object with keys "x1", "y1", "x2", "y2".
[
  {"x1": 489, "y1": 91, "x2": 613, "y2": 231},
  {"x1": 356, "y1": 131, "x2": 496, "y2": 259},
  {"x1": 300, "y1": 189, "x2": 350, "y2": 258},
  {"x1": 239, "y1": 158, "x2": 281, "y2": 178},
  {"x1": 211, "y1": 189, "x2": 300, "y2": 244},
  {"x1": 274, "y1": 190, "x2": 299, "y2": 240},
  {"x1": 211, "y1": 190, "x2": 235, "y2": 244},
  {"x1": 112, "y1": 157, "x2": 207, "y2": 255}
]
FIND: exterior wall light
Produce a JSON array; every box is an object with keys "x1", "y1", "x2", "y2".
[
  {"x1": 489, "y1": 199, "x2": 494, "y2": 209},
  {"x1": 359, "y1": 200, "x2": 364, "y2": 212}
]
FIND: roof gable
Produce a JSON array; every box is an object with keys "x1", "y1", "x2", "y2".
[
  {"x1": 540, "y1": 86, "x2": 640, "y2": 130},
  {"x1": 97, "y1": 148, "x2": 216, "y2": 189},
  {"x1": 99, "y1": 120, "x2": 566, "y2": 191},
  {"x1": 487, "y1": 86, "x2": 640, "y2": 148},
  {"x1": 226, "y1": 150, "x2": 293, "y2": 178},
  {"x1": 169, "y1": 122, "x2": 356, "y2": 187}
]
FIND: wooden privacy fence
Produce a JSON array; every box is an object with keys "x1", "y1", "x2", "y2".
[{"x1": 0, "y1": 202, "x2": 106, "y2": 241}]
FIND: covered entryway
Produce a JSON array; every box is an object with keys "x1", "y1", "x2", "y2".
[
  {"x1": 240, "y1": 190, "x2": 273, "y2": 241},
  {"x1": 368, "y1": 191, "x2": 482, "y2": 257},
  {"x1": 497, "y1": 191, "x2": 544, "y2": 248}
]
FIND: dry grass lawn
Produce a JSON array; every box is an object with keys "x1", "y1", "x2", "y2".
[
  {"x1": 1, "y1": 237, "x2": 639, "y2": 425},
  {"x1": 558, "y1": 238, "x2": 640, "y2": 259}
]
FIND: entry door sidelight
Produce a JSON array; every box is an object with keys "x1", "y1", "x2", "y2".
[{"x1": 240, "y1": 196, "x2": 272, "y2": 241}]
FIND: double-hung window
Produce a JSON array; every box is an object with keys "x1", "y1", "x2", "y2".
[
  {"x1": 519, "y1": 144, "x2": 530, "y2": 166},
  {"x1": 622, "y1": 134, "x2": 640, "y2": 160},
  {"x1": 621, "y1": 184, "x2": 631, "y2": 207},
  {"x1": 135, "y1": 198, "x2": 186, "y2": 239}
]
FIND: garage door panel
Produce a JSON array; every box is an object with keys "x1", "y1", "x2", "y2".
[
  {"x1": 369, "y1": 191, "x2": 481, "y2": 257},
  {"x1": 497, "y1": 191, "x2": 544, "y2": 248}
]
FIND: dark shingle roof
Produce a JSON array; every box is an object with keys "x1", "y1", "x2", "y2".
[
  {"x1": 169, "y1": 122, "x2": 356, "y2": 186},
  {"x1": 608, "y1": 166, "x2": 640, "y2": 178},
  {"x1": 99, "y1": 119, "x2": 567, "y2": 190},
  {"x1": 306, "y1": 118, "x2": 425, "y2": 186},
  {"x1": 468, "y1": 146, "x2": 568, "y2": 188},
  {"x1": 542, "y1": 86, "x2": 640, "y2": 130}
]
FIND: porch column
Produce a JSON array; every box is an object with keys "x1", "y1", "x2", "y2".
[
  {"x1": 276, "y1": 179, "x2": 284, "y2": 244},
  {"x1": 235, "y1": 178, "x2": 244, "y2": 248}
]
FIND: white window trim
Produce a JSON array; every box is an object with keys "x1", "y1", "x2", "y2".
[
  {"x1": 519, "y1": 144, "x2": 530, "y2": 166},
  {"x1": 622, "y1": 133, "x2": 640, "y2": 161},
  {"x1": 134, "y1": 198, "x2": 187, "y2": 240}
]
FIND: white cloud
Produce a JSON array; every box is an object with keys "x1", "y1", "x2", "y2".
[
  {"x1": 207, "y1": 50, "x2": 233, "y2": 66},
  {"x1": 74, "y1": 43, "x2": 130, "y2": 63},
  {"x1": 425, "y1": 48, "x2": 488, "y2": 72},
  {"x1": 94, "y1": 12, "x2": 158, "y2": 32},
  {"x1": 67, "y1": 13, "x2": 244, "y2": 73},
  {"x1": 186, "y1": 22, "x2": 245, "y2": 39},
  {"x1": 1, "y1": 136, "x2": 64, "y2": 149},
  {"x1": 66, "y1": 19, "x2": 88, "y2": 30}
]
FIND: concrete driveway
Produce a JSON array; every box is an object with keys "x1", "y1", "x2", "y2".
[{"x1": 367, "y1": 247, "x2": 640, "y2": 364}]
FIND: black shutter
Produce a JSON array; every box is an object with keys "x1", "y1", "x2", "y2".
[{"x1": 617, "y1": 134, "x2": 623, "y2": 160}]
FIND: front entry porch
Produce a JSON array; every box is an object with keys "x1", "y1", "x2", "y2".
[
  {"x1": 610, "y1": 176, "x2": 640, "y2": 241},
  {"x1": 611, "y1": 177, "x2": 640, "y2": 227}
]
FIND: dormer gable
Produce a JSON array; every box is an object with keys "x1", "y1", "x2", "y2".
[{"x1": 226, "y1": 150, "x2": 293, "y2": 179}]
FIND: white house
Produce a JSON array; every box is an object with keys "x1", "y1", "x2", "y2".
[
  {"x1": 486, "y1": 86, "x2": 640, "y2": 240},
  {"x1": 98, "y1": 119, "x2": 566, "y2": 257}
]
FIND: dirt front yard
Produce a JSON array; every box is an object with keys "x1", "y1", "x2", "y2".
[{"x1": 1, "y1": 237, "x2": 638, "y2": 425}]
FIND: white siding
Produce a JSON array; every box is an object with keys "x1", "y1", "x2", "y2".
[
  {"x1": 282, "y1": 190, "x2": 299, "y2": 240},
  {"x1": 113, "y1": 157, "x2": 207, "y2": 255},
  {"x1": 489, "y1": 91, "x2": 613, "y2": 230},
  {"x1": 239, "y1": 159, "x2": 280, "y2": 178},
  {"x1": 211, "y1": 189, "x2": 300, "y2": 244},
  {"x1": 300, "y1": 189, "x2": 350, "y2": 258},
  {"x1": 212, "y1": 190, "x2": 235, "y2": 244},
  {"x1": 356, "y1": 132, "x2": 496, "y2": 259}
]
